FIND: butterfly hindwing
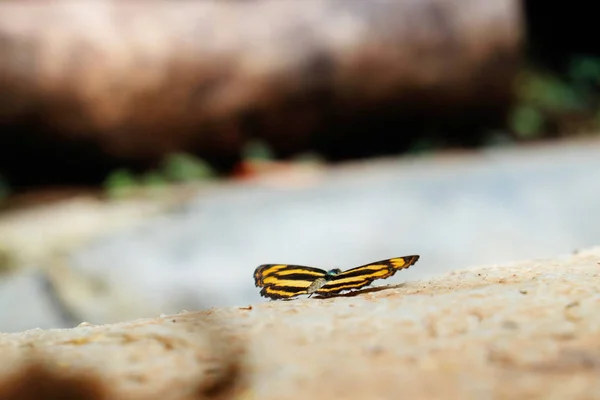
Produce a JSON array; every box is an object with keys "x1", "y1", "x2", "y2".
[
  {"x1": 315, "y1": 255, "x2": 420, "y2": 296},
  {"x1": 254, "y1": 264, "x2": 328, "y2": 299}
]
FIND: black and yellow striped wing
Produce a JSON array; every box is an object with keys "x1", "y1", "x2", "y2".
[
  {"x1": 254, "y1": 264, "x2": 328, "y2": 299},
  {"x1": 315, "y1": 255, "x2": 420, "y2": 296}
]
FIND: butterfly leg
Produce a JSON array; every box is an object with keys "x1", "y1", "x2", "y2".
[{"x1": 306, "y1": 278, "x2": 327, "y2": 299}]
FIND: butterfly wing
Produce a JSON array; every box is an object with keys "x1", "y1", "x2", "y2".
[
  {"x1": 316, "y1": 255, "x2": 420, "y2": 296},
  {"x1": 253, "y1": 264, "x2": 327, "y2": 299}
]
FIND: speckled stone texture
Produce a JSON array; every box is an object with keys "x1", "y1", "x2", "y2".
[{"x1": 1, "y1": 247, "x2": 600, "y2": 399}]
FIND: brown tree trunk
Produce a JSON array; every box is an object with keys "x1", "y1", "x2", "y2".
[{"x1": 0, "y1": 0, "x2": 523, "y2": 186}]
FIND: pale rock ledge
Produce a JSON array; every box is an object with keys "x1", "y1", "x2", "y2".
[{"x1": 1, "y1": 248, "x2": 600, "y2": 399}]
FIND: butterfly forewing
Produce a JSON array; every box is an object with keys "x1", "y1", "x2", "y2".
[
  {"x1": 315, "y1": 255, "x2": 420, "y2": 296},
  {"x1": 253, "y1": 264, "x2": 328, "y2": 299}
]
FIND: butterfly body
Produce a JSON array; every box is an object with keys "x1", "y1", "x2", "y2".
[{"x1": 253, "y1": 255, "x2": 420, "y2": 300}]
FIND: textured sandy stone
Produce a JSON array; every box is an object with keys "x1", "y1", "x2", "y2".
[{"x1": 2, "y1": 247, "x2": 600, "y2": 398}]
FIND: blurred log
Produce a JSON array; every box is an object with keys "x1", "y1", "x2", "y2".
[{"x1": 0, "y1": 0, "x2": 523, "y2": 187}]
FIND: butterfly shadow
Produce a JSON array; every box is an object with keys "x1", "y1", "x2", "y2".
[{"x1": 312, "y1": 283, "x2": 406, "y2": 299}]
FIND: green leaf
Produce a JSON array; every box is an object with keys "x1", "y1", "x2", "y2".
[
  {"x1": 517, "y1": 70, "x2": 581, "y2": 110},
  {"x1": 408, "y1": 138, "x2": 437, "y2": 154},
  {"x1": 569, "y1": 56, "x2": 600, "y2": 84},
  {"x1": 161, "y1": 153, "x2": 215, "y2": 182},
  {"x1": 141, "y1": 171, "x2": 168, "y2": 187},
  {"x1": 242, "y1": 140, "x2": 275, "y2": 161},
  {"x1": 103, "y1": 169, "x2": 139, "y2": 198},
  {"x1": 509, "y1": 105, "x2": 544, "y2": 139}
]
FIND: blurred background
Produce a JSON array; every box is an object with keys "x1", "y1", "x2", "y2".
[{"x1": 1, "y1": 0, "x2": 599, "y2": 332}]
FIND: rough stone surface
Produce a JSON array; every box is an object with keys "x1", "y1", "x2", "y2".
[{"x1": 2, "y1": 248, "x2": 600, "y2": 399}]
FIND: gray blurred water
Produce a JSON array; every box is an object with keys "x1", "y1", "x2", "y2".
[
  {"x1": 2, "y1": 140, "x2": 600, "y2": 331},
  {"x1": 65, "y1": 140, "x2": 600, "y2": 320}
]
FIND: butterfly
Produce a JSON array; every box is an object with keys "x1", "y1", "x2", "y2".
[{"x1": 253, "y1": 255, "x2": 420, "y2": 300}]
